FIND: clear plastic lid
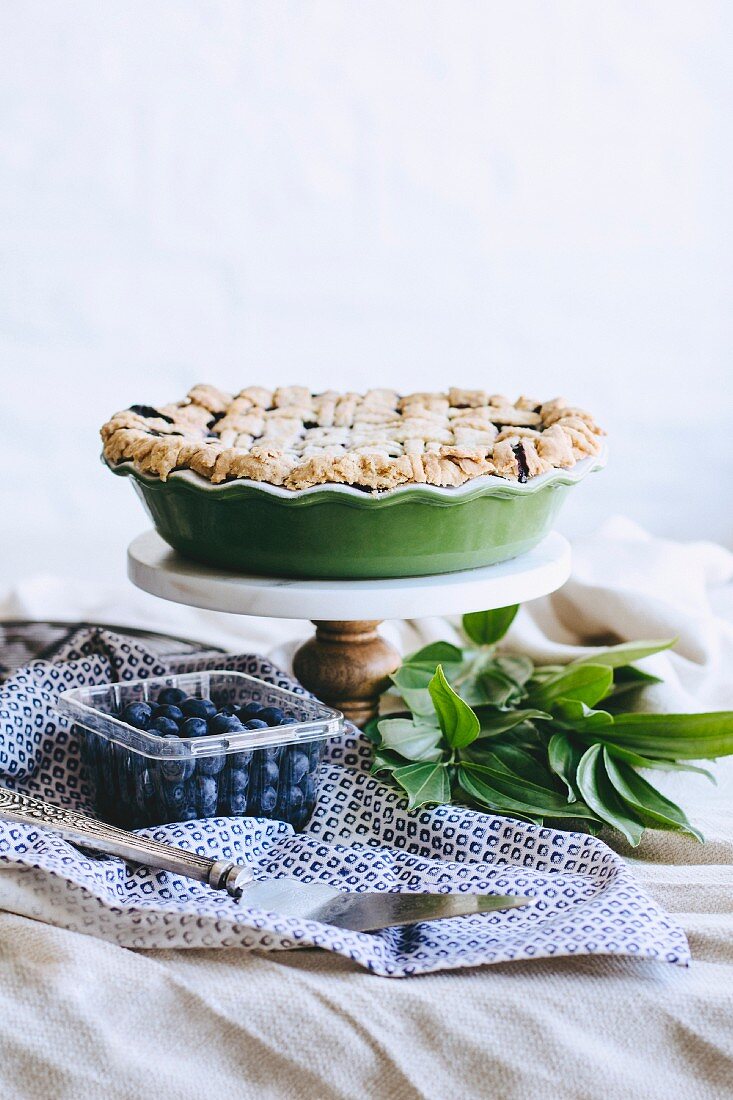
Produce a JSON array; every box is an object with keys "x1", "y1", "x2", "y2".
[{"x1": 58, "y1": 670, "x2": 345, "y2": 760}]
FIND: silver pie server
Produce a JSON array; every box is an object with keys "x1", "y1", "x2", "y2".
[{"x1": 0, "y1": 788, "x2": 532, "y2": 932}]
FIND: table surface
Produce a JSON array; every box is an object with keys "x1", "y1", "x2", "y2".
[{"x1": 127, "y1": 529, "x2": 571, "y2": 621}]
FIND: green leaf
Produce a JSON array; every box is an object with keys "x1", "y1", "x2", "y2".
[
  {"x1": 547, "y1": 732, "x2": 584, "y2": 801},
  {"x1": 575, "y1": 744, "x2": 645, "y2": 846},
  {"x1": 569, "y1": 638, "x2": 676, "y2": 670},
  {"x1": 506, "y1": 722, "x2": 546, "y2": 751},
  {"x1": 449, "y1": 653, "x2": 528, "y2": 708},
  {"x1": 454, "y1": 679, "x2": 495, "y2": 708},
  {"x1": 457, "y1": 656, "x2": 530, "y2": 710},
  {"x1": 613, "y1": 665, "x2": 664, "y2": 687},
  {"x1": 466, "y1": 742, "x2": 560, "y2": 791},
  {"x1": 480, "y1": 672, "x2": 525, "y2": 707},
  {"x1": 361, "y1": 716, "x2": 382, "y2": 744},
  {"x1": 494, "y1": 654, "x2": 534, "y2": 686},
  {"x1": 371, "y1": 747, "x2": 407, "y2": 774},
  {"x1": 582, "y1": 712, "x2": 733, "y2": 760},
  {"x1": 389, "y1": 666, "x2": 436, "y2": 717},
  {"x1": 605, "y1": 744, "x2": 716, "y2": 783},
  {"x1": 447, "y1": 654, "x2": 499, "y2": 707},
  {"x1": 457, "y1": 762, "x2": 598, "y2": 820},
  {"x1": 528, "y1": 665, "x2": 614, "y2": 710},
  {"x1": 462, "y1": 605, "x2": 519, "y2": 646},
  {"x1": 472, "y1": 708, "x2": 552, "y2": 738},
  {"x1": 402, "y1": 641, "x2": 465, "y2": 672},
  {"x1": 529, "y1": 664, "x2": 564, "y2": 684},
  {"x1": 457, "y1": 764, "x2": 553, "y2": 818},
  {"x1": 550, "y1": 699, "x2": 614, "y2": 730},
  {"x1": 603, "y1": 665, "x2": 664, "y2": 705},
  {"x1": 391, "y1": 665, "x2": 433, "y2": 690},
  {"x1": 377, "y1": 717, "x2": 444, "y2": 762},
  {"x1": 603, "y1": 749, "x2": 703, "y2": 841},
  {"x1": 391, "y1": 761, "x2": 452, "y2": 810},
  {"x1": 390, "y1": 653, "x2": 467, "y2": 717},
  {"x1": 461, "y1": 761, "x2": 595, "y2": 816},
  {"x1": 401, "y1": 689, "x2": 435, "y2": 717},
  {"x1": 428, "y1": 665, "x2": 480, "y2": 749}
]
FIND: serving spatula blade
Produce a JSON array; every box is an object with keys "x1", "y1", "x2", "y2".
[
  {"x1": 300, "y1": 887, "x2": 533, "y2": 932},
  {"x1": 236, "y1": 876, "x2": 532, "y2": 930}
]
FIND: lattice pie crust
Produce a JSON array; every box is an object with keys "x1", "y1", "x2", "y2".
[{"x1": 101, "y1": 385, "x2": 604, "y2": 491}]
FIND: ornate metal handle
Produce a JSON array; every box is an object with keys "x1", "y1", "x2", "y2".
[{"x1": 0, "y1": 787, "x2": 253, "y2": 899}]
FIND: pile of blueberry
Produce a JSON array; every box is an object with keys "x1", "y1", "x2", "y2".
[
  {"x1": 81, "y1": 686, "x2": 322, "y2": 831},
  {"x1": 120, "y1": 686, "x2": 298, "y2": 741}
]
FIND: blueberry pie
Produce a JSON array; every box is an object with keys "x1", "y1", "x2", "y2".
[{"x1": 101, "y1": 384, "x2": 605, "y2": 491}]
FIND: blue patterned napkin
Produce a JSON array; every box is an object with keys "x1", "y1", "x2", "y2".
[{"x1": 0, "y1": 628, "x2": 688, "y2": 976}]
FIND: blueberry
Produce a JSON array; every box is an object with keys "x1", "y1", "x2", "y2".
[
  {"x1": 219, "y1": 767, "x2": 249, "y2": 816},
  {"x1": 160, "y1": 737, "x2": 195, "y2": 781},
  {"x1": 259, "y1": 785, "x2": 277, "y2": 813},
  {"x1": 181, "y1": 717, "x2": 209, "y2": 739},
  {"x1": 308, "y1": 742, "x2": 323, "y2": 767},
  {"x1": 289, "y1": 751, "x2": 310, "y2": 784},
  {"x1": 196, "y1": 775, "x2": 219, "y2": 817},
  {"x1": 513, "y1": 441, "x2": 530, "y2": 484},
  {"x1": 152, "y1": 704, "x2": 184, "y2": 723},
  {"x1": 275, "y1": 757, "x2": 307, "y2": 823},
  {"x1": 134, "y1": 767, "x2": 155, "y2": 812},
  {"x1": 264, "y1": 759, "x2": 279, "y2": 785},
  {"x1": 259, "y1": 706, "x2": 285, "y2": 726},
  {"x1": 149, "y1": 716, "x2": 180, "y2": 737},
  {"x1": 297, "y1": 770, "x2": 311, "y2": 795},
  {"x1": 279, "y1": 716, "x2": 298, "y2": 726},
  {"x1": 229, "y1": 768, "x2": 249, "y2": 795},
  {"x1": 162, "y1": 780, "x2": 186, "y2": 810},
  {"x1": 230, "y1": 749, "x2": 253, "y2": 768},
  {"x1": 157, "y1": 687, "x2": 187, "y2": 706},
  {"x1": 129, "y1": 404, "x2": 174, "y2": 424},
  {"x1": 305, "y1": 776, "x2": 318, "y2": 804},
  {"x1": 238, "y1": 701, "x2": 264, "y2": 719},
  {"x1": 288, "y1": 786, "x2": 305, "y2": 811},
  {"x1": 215, "y1": 704, "x2": 238, "y2": 716},
  {"x1": 197, "y1": 752, "x2": 226, "y2": 777},
  {"x1": 121, "y1": 702, "x2": 152, "y2": 730},
  {"x1": 181, "y1": 698, "x2": 217, "y2": 720},
  {"x1": 242, "y1": 718, "x2": 269, "y2": 731},
  {"x1": 229, "y1": 792, "x2": 248, "y2": 815},
  {"x1": 208, "y1": 713, "x2": 244, "y2": 735}
]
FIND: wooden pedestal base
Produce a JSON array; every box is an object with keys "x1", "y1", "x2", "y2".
[{"x1": 293, "y1": 620, "x2": 401, "y2": 728}]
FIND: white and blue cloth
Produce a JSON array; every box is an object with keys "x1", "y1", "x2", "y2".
[{"x1": 0, "y1": 627, "x2": 689, "y2": 976}]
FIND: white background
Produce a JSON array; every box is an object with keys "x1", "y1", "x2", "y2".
[{"x1": 1, "y1": 1, "x2": 731, "y2": 588}]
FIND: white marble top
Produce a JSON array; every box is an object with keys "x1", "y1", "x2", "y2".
[{"x1": 127, "y1": 529, "x2": 571, "y2": 622}]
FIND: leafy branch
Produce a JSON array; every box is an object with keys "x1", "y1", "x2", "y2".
[{"x1": 369, "y1": 606, "x2": 733, "y2": 845}]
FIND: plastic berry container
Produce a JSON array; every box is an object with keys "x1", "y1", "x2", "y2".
[{"x1": 58, "y1": 670, "x2": 345, "y2": 831}]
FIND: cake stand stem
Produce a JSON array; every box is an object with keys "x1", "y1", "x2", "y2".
[{"x1": 292, "y1": 621, "x2": 401, "y2": 728}]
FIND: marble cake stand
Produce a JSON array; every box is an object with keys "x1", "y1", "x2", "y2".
[{"x1": 128, "y1": 530, "x2": 571, "y2": 726}]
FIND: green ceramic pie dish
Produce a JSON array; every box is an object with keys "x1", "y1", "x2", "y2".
[{"x1": 106, "y1": 452, "x2": 605, "y2": 579}]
